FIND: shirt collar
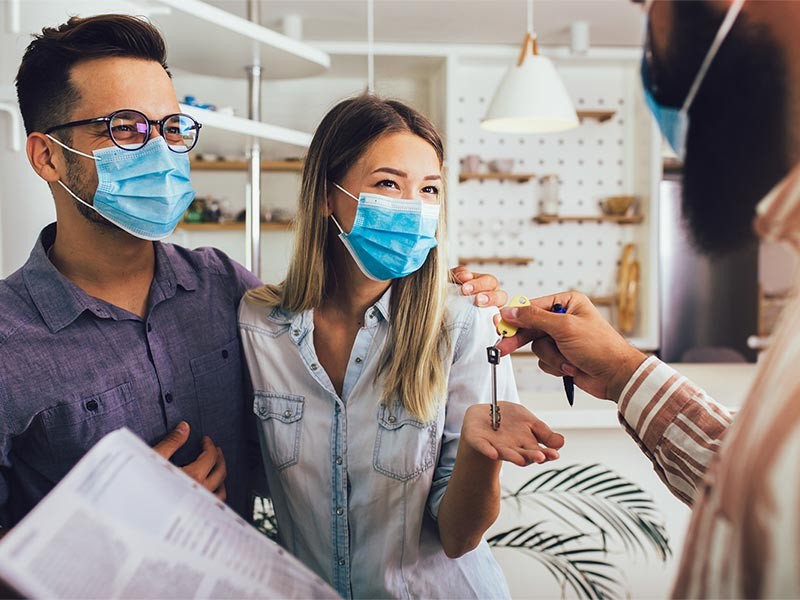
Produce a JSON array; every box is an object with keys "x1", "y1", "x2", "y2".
[
  {"x1": 22, "y1": 223, "x2": 199, "y2": 333},
  {"x1": 22, "y1": 224, "x2": 103, "y2": 333},
  {"x1": 373, "y1": 286, "x2": 392, "y2": 324},
  {"x1": 270, "y1": 285, "x2": 393, "y2": 346},
  {"x1": 153, "y1": 241, "x2": 199, "y2": 296}
]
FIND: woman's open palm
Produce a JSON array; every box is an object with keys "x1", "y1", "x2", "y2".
[{"x1": 461, "y1": 402, "x2": 565, "y2": 466}]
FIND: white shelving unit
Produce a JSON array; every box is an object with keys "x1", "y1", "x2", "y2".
[
  {"x1": 155, "y1": 0, "x2": 330, "y2": 79},
  {"x1": 178, "y1": 104, "x2": 312, "y2": 154},
  {"x1": 147, "y1": 1, "x2": 329, "y2": 278}
]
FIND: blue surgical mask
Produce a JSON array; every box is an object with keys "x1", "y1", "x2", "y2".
[
  {"x1": 331, "y1": 183, "x2": 439, "y2": 281},
  {"x1": 47, "y1": 135, "x2": 195, "y2": 241},
  {"x1": 641, "y1": 0, "x2": 745, "y2": 160}
]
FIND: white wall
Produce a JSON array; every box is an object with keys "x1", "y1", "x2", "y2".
[{"x1": 0, "y1": 22, "x2": 56, "y2": 278}]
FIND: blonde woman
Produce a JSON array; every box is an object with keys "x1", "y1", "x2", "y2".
[{"x1": 239, "y1": 95, "x2": 564, "y2": 599}]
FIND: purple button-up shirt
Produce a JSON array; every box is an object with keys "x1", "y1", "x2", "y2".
[{"x1": 0, "y1": 224, "x2": 261, "y2": 527}]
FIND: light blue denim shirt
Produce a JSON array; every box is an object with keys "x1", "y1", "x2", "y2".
[{"x1": 239, "y1": 285, "x2": 518, "y2": 599}]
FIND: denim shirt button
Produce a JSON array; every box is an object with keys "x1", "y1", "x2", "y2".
[
  {"x1": 336, "y1": 456, "x2": 343, "y2": 465},
  {"x1": 283, "y1": 409, "x2": 293, "y2": 418},
  {"x1": 292, "y1": 329, "x2": 300, "y2": 336},
  {"x1": 354, "y1": 357, "x2": 362, "y2": 364},
  {"x1": 336, "y1": 507, "x2": 344, "y2": 516},
  {"x1": 85, "y1": 399, "x2": 99, "y2": 412},
  {"x1": 338, "y1": 558, "x2": 346, "y2": 566},
  {"x1": 387, "y1": 415, "x2": 397, "y2": 424},
  {"x1": 310, "y1": 363, "x2": 319, "y2": 371}
]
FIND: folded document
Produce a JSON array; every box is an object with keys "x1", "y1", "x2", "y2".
[{"x1": 0, "y1": 428, "x2": 338, "y2": 599}]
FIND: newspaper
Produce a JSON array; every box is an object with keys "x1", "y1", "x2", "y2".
[{"x1": 0, "y1": 428, "x2": 338, "y2": 599}]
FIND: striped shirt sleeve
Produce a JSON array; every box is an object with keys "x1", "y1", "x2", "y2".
[{"x1": 617, "y1": 356, "x2": 734, "y2": 506}]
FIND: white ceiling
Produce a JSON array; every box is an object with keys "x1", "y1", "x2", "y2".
[{"x1": 209, "y1": 0, "x2": 646, "y2": 47}]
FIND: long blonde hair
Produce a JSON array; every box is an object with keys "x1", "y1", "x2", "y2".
[{"x1": 246, "y1": 94, "x2": 451, "y2": 421}]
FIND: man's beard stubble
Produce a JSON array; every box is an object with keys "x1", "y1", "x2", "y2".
[{"x1": 62, "y1": 149, "x2": 116, "y2": 231}]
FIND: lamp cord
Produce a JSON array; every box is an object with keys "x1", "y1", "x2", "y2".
[
  {"x1": 527, "y1": 0, "x2": 534, "y2": 34},
  {"x1": 367, "y1": 0, "x2": 375, "y2": 93}
]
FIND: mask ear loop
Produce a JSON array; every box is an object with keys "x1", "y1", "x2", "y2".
[
  {"x1": 45, "y1": 134, "x2": 98, "y2": 160},
  {"x1": 45, "y1": 133, "x2": 102, "y2": 214},
  {"x1": 681, "y1": 0, "x2": 745, "y2": 112},
  {"x1": 330, "y1": 182, "x2": 360, "y2": 234}
]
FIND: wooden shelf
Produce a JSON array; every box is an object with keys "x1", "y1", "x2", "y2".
[
  {"x1": 663, "y1": 157, "x2": 683, "y2": 174},
  {"x1": 577, "y1": 110, "x2": 616, "y2": 123},
  {"x1": 459, "y1": 172, "x2": 535, "y2": 183},
  {"x1": 191, "y1": 160, "x2": 303, "y2": 172},
  {"x1": 458, "y1": 256, "x2": 534, "y2": 266},
  {"x1": 177, "y1": 222, "x2": 293, "y2": 232},
  {"x1": 589, "y1": 295, "x2": 615, "y2": 306},
  {"x1": 533, "y1": 214, "x2": 644, "y2": 225}
]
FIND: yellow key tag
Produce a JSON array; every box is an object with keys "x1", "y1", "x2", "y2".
[{"x1": 496, "y1": 295, "x2": 530, "y2": 337}]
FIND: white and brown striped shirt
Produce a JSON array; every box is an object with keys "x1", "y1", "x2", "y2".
[{"x1": 617, "y1": 164, "x2": 800, "y2": 598}]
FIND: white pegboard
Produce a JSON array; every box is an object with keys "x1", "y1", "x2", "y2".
[{"x1": 448, "y1": 58, "x2": 654, "y2": 339}]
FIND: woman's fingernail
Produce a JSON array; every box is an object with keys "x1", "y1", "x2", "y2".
[
  {"x1": 477, "y1": 293, "x2": 488, "y2": 306},
  {"x1": 463, "y1": 283, "x2": 474, "y2": 294},
  {"x1": 505, "y1": 307, "x2": 519, "y2": 319},
  {"x1": 562, "y1": 363, "x2": 578, "y2": 376}
]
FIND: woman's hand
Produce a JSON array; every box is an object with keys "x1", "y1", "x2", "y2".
[
  {"x1": 460, "y1": 402, "x2": 564, "y2": 466},
  {"x1": 438, "y1": 402, "x2": 565, "y2": 557},
  {"x1": 450, "y1": 265, "x2": 508, "y2": 308}
]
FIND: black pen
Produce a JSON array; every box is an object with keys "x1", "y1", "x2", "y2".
[{"x1": 551, "y1": 303, "x2": 574, "y2": 406}]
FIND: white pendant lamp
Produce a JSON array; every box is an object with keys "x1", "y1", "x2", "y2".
[{"x1": 482, "y1": 0, "x2": 579, "y2": 133}]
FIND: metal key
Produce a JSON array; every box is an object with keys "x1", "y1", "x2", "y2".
[
  {"x1": 486, "y1": 336, "x2": 503, "y2": 430},
  {"x1": 487, "y1": 295, "x2": 531, "y2": 430}
]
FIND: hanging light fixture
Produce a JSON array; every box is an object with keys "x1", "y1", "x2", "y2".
[{"x1": 482, "y1": 0, "x2": 579, "y2": 133}]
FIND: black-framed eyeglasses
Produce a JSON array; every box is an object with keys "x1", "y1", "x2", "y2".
[{"x1": 44, "y1": 109, "x2": 202, "y2": 153}]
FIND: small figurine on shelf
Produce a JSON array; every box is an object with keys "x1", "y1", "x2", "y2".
[
  {"x1": 206, "y1": 199, "x2": 223, "y2": 223},
  {"x1": 538, "y1": 174, "x2": 560, "y2": 216},
  {"x1": 183, "y1": 198, "x2": 207, "y2": 223}
]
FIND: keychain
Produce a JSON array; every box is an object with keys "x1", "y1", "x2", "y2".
[{"x1": 487, "y1": 295, "x2": 531, "y2": 430}]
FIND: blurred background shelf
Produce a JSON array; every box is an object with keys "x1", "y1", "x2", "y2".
[
  {"x1": 458, "y1": 256, "x2": 534, "y2": 266},
  {"x1": 533, "y1": 214, "x2": 644, "y2": 224},
  {"x1": 177, "y1": 222, "x2": 293, "y2": 232},
  {"x1": 191, "y1": 160, "x2": 304, "y2": 172},
  {"x1": 576, "y1": 109, "x2": 616, "y2": 123},
  {"x1": 180, "y1": 105, "x2": 313, "y2": 156},
  {"x1": 154, "y1": 0, "x2": 330, "y2": 79},
  {"x1": 459, "y1": 172, "x2": 535, "y2": 183},
  {"x1": 588, "y1": 295, "x2": 615, "y2": 306}
]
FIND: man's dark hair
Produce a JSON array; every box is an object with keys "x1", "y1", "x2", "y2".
[{"x1": 15, "y1": 14, "x2": 170, "y2": 139}]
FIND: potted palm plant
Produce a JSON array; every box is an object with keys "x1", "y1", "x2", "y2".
[{"x1": 489, "y1": 463, "x2": 671, "y2": 599}]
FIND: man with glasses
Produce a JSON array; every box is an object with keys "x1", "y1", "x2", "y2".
[
  {"x1": 0, "y1": 13, "x2": 504, "y2": 536},
  {"x1": 498, "y1": 1, "x2": 800, "y2": 596}
]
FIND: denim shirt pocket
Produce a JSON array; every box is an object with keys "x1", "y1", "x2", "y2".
[
  {"x1": 40, "y1": 382, "x2": 135, "y2": 468},
  {"x1": 373, "y1": 403, "x2": 438, "y2": 481},
  {"x1": 253, "y1": 392, "x2": 305, "y2": 471}
]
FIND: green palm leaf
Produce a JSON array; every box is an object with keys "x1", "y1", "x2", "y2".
[
  {"x1": 488, "y1": 523, "x2": 624, "y2": 599},
  {"x1": 503, "y1": 464, "x2": 671, "y2": 561}
]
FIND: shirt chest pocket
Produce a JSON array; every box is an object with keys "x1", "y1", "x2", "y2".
[
  {"x1": 373, "y1": 403, "x2": 438, "y2": 481},
  {"x1": 253, "y1": 392, "x2": 304, "y2": 471},
  {"x1": 39, "y1": 382, "x2": 135, "y2": 471}
]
